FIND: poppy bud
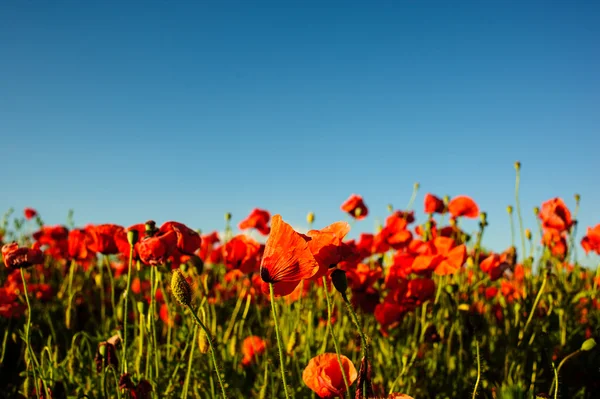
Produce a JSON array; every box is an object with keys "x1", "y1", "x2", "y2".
[
  {"x1": 574, "y1": 193, "x2": 581, "y2": 204},
  {"x1": 331, "y1": 269, "x2": 348, "y2": 298},
  {"x1": 224, "y1": 212, "x2": 232, "y2": 222},
  {"x1": 480, "y1": 212, "x2": 487, "y2": 225},
  {"x1": 525, "y1": 229, "x2": 532, "y2": 240},
  {"x1": 137, "y1": 301, "x2": 145, "y2": 314},
  {"x1": 506, "y1": 205, "x2": 513, "y2": 215},
  {"x1": 98, "y1": 344, "x2": 107, "y2": 357},
  {"x1": 466, "y1": 256, "x2": 474, "y2": 267},
  {"x1": 581, "y1": 338, "x2": 596, "y2": 351},
  {"x1": 307, "y1": 212, "x2": 315, "y2": 224},
  {"x1": 533, "y1": 207, "x2": 540, "y2": 216},
  {"x1": 127, "y1": 229, "x2": 139, "y2": 246},
  {"x1": 514, "y1": 161, "x2": 521, "y2": 171},
  {"x1": 171, "y1": 270, "x2": 192, "y2": 307},
  {"x1": 387, "y1": 204, "x2": 393, "y2": 213},
  {"x1": 413, "y1": 182, "x2": 420, "y2": 190},
  {"x1": 144, "y1": 221, "x2": 157, "y2": 237}
]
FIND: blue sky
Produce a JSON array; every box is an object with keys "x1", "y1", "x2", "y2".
[{"x1": 1, "y1": 1, "x2": 599, "y2": 264}]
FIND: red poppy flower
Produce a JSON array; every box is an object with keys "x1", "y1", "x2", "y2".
[
  {"x1": 345, "y1": 263, "x2": 382, "y2": 292},
  {"x1": 424, "y1": 193, "x2": 445, "y2": 214},
  {"x1": 138, "y1": 230, "x2": 178, "y2": 266},
  {"x1": 159, "y1": 222, "x2": 202, "y2": 255},
  {"x1": 86, "y1": 224, "x2": 124, "y2": 255},
  {"x1": 341, "y1": 194, "x2": 368, "y2": 220},
  {"x1": 199, "y1": 231, "x2": 220, "y2": 261},
  {"x1": 356, "y1": 233, "x2": 375, "y2": 257},
  {"x1": 239, "y1": 208, "x2": 271, "y2": 235},
  {"x1": 479, "y1": 253, "x2": 509, "y2": 281},
  {"x1": 306, "y1": 221, "x2": 351, "y2": 280},
  {"x1": 2, "y1": 242, "x2": 44, "y2": 270},
  {"x1": 542, "y1": 228, "x2": 567, "y2": 258},
  {"x1": 302, "y1": 353, "x2": 358, "y2": 399},
  {"x1": 114, "y1": 224, "x2": 146, "y2": 260},
  {"x1": 68, "y1": 228, "x2": 95, "y2": 261},
  {"x1": 581, "y1": 224, "x2": 600, "y2": 255},
  {"x1": 260, "y1": 215, "x2": 319, "y2": 297},
  {"x1": 241, "y1": 336, "x2": 267, "y2": 367},
  {"x1": 24, "y1": 207, "x2": 38, "y2": 220},
  {"x1": 223, "y1": 235, "x2": 262, "y2": 274},
  {"x1": 539, "y1": 198, "x2": 573, "y2": 232},
  {"x1": 374, "y1": 301, "x2": 411, "y2": 336},
  {"x1": 448, "y1": 196, "x2": 479, "y2": 218},
  {"x1": 33, "y1": 225, "x2": 69, "y2": 260}
]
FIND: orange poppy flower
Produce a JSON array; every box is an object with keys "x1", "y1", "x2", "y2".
[
  {"x1": 302, "y1": 353, "x2": 358, "y2": 399},
  {"x1": 241, "y1": 336, "x2": 267, "y2": 367},
  {"x1": 260, "y1": 215, "x2": 319, "y2": 296},
  {"x1": 239, "y1": 208, "x2": 271, "y2": 235},
  {"x1": 411, "y1": 237, "x2": 466, "y2": 276},
  {"x1": 539, "y1": 198, "x2": 573, "y2": 232},
  {"x1": 306, "y1": 221, "x2": 351, "y2": 280},
  {"x1": 424, "y1": 193, "x2": 445, "y2": 214},
  {"x1": 581, "y1": 224, "x2": 600, "y2": 255},
  {"x1": 448, "y1": 196, "x2": 479, "y2": 218},
  {"x1": 341, "y1": 194, "x2": 368, "y2": 220}
]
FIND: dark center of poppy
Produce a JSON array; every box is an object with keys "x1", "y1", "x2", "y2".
[{"x1": 260, "y1": 267, "x2": 274, "y2": 283}]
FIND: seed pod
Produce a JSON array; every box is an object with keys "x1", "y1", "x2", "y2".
[
  {"x1": 581, "y1": 338, "x2": 596, "y2": 352},
  {"x1": 127, "y1": 229, "x2": 139, "y2": 246},
  {"x1": 171, "y1": 270, "x2": 192, "y2": 307}
]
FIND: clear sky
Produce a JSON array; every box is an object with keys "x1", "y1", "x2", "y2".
[{"x1": 1, "y1": 1, "x2": 599, "y2": 264}]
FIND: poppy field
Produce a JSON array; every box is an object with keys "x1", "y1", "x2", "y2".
[{"x1": 1, "y1": 165, "x2": 599, "y2": 399}]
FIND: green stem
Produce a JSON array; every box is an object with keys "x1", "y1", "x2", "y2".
[
  {"x1": 20, "y1": 268, "x2": 40, "y2": 399},
  {"x1": 549, "y1": 349, "x2": 581, "y2": 396},
  {"x1": 472, "y1": 339, "x2": 480, "y2": 399},
  {"x1": 269, "y1": 283, "x2": 290, "y2": 399},
  {"x1": 322, "y1": 276, "x2": 351, "y2": 399},
  {"x1": 181, "y1": 324, "x2": 198, "y2": 399},
  {"x1": 188, "y1": 305, "x2": 228, "y2": 399},
  {"x1": 150, "y1": 266, "x2": 159, "y2": 379},
  {"x1": 104, "y1": 255, "x2": 117, "y2": 329},
  {"x1": 122, "y1": 245, "x2": 134, "y2": 373},
  {"x1": 406, "y1": 183, "x2": 419, "y2": 211},
  {"x1": 98, "y1": 258, "x2": 106, "y2": 330},
  {"x1": 509, "y1": 209, "x2": 515, "y2": 249},
  {"x1": 343, "y1": 294, "x2": 369, "y2": 360},
  {"x1": 519, "y1": 270, "x2": 548, "y2": 344},
  {"x1": 515, "y1": 168, "x2": 526, "y2": 259},
  {"x1": 65, "y1": 260, "x2": 76, "y2": 329},
  {"x1": 593, "y1": 262, "x2": 600, "y2": 292}
]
